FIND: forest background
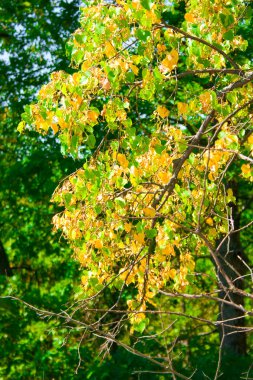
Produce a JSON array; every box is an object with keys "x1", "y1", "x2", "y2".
[{"x1": 0, "y1": 1, "x2": 252, "y2": 379}]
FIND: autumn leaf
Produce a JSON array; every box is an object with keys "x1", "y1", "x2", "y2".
[
  {"x1": 178, "y1": 102, "x2": 188, "y2": 115},
  {"x1": 159, "y1": 49, "x2": 179, "y2": 73},
  {"x1": 134, "y1": 232, "x2": 145, "y2": 244},
  {"x1": 87, "y1": 110, "x2": 99, "y2": 123},
  {"x1": 104, "y1": 41, "x2": 116, "y2": 58},
  {"x1": 93, "y1": 239, "x2": 103, "y2": 249},
  {"x1": 206, "y1": 217, "x2": 214, "y2": 226},
  {"x1": 143, "y1": 207, "x2": 156, "y2": 217},
  {"x1": 124, "y1": 223, "x2": 132, "y2": 233},
  {"x1": 157, "y1": 171, "x2": 171, "y2": 184},
  {"x1": 156, "y1": 105, "x2": 170, "y2": 118},
  {"x1": 184, "y1": 13, "x2": 195, "y2": 23},
  {"x1": 117, "y1": 153, "x2": 129, "y2": 168}
]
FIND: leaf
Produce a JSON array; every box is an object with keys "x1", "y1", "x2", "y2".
[
  {"x1": 178, "y1": 102, "x2": 188, "y2": 115},
  {"x1": 140, "y1": 0, "x2": 153, "y2": 10},
  {"x1": 93, "y1": 239, "x2": 103, "y2": 249},
  {"x1": 223, "y1": 30, "x2": 234, "y2": 41},
  {"x1": 184, "y1": 13, "x2": 195, "y2": 23},
  {"x1": 158, "y1": 171, "x2": 170, "y2": 184},
  {"x1": 134, "y1": 320, "x2": 146, "y2": 333},
  {"x1": 206, "y1": 217, "x2": 214, "y2": 226},
  {"x1": 159, "y1": 49, "x2": 179, "y2": 73},
  {"x1": 87, "y1": 134, "x2": 96, "y2": 148},
  {"x1": 134, "y1": 232, "x2": 145, "y2": 244},
  {"x1": 117, "y1": 153, "x2": 129, "y2": 168},
  {"x1": 17, "y1": 121, "x2": 25, "y2": 133},
  {"x1": 169, "y1": 269, "x2": 177, "y2": 279},
  {"x1": 156, "y1": 105, "x2": 170, "y2": 118},
  {"x1": 130, "y1": 63, "x2": 139, "y2": 75},
  {"x1": 143, "y1": 207, "x2": 156, "y2": 217},
  {"x1": 199, "y1": 92, "x2": 211, "y2": 113},
  {"x1": 87, "y1": 110, "x2": 99, "y2": 123},
  {"x1": 145, "y1": 228, "x2": 157, "y2": 238},
  {"x1": 136, "y1": 29, "x2": 151, "y2": 42},
  {"x1": 124, "y1": 223, "x2": 132, "y2": 233},
  {"x1": 104, "y1": 41, "x2": 116, "y2": 58}
]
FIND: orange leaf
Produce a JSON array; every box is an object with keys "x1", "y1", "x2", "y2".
[
  {"x1": 87, "y1": 110, "x2": 99, "y2": 122},
  {"x1": 178, "y1": 102, "x2": 188, "y2": 115},
  {"x1": 143, "y1": 207, "x2": 156, "y2": 218},
  {"x1": 156, "y1": 105, "x2": 170, "y2": 118},
  {"x1": 94, "y1": 239, "x2": 103, "y2": 249},
  {"x1": 160, "y1": 49, "x2": 179, "y2": 73},
  {"x1": 184, "y1": 13, "x2": 195, "y2": 23},
  {"x1": 117, "y1": 153, "x2": 129, "y2": 168},
  {"x1": 134, "y1": 232, "x2": 145, "y2": 244}
]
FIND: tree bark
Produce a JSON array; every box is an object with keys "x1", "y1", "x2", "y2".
[
  {"x1": 216, "y1": 184, "x2": 247, "y2": 355},
  {"x1": 0, "y1": 240, "x2": 12, "y2": 277}
]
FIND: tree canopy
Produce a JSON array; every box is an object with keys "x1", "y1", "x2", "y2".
[{"x1": 2, "y1": 0, "x2": 253, "y2": 379}]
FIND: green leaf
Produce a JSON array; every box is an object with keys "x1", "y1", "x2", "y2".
[
  {"x1": 140, "y1": 0, "x2": 153, "y2": 10},
  {"x1": 134, "y1": 320, "x2": 147, "y2": 333},
  {"x1": 219, "y1": 13, "x2": 234, "y2": 28},
  {"x1": 86, "y1": 134, "x2": 96, "y2": 148},
  {"x1": 145, "y1": 228, "x2": 157, "y2": 238},
  {"x1": 223, "y1": 30, "x2": 234, "y2": 41},
  {"x1": 136, "y1": 29, "x2": 151, "y2": 42}
]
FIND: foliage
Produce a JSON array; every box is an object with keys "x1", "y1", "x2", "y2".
[
  {"x1": 4, "y1": 0, "x2": 253, "y2": 378},
  {"x1": 0, "y1": 1, "x2": 89, "y2": 378}
]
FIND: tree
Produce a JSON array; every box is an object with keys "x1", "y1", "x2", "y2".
[
  {"x1": 20, "y1": 0, "x2": 253, "y2": 378},
  {"x1": 0, "y1": 1, "x2": 90, "y2": 378}
]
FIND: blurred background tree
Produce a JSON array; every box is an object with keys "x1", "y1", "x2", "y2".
[{"x1": 0, "y1": 1, "x2": 84, "y2": 378}]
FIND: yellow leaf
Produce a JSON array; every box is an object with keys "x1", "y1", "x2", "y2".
[
  {"x1": 134, "y1": 232, "x2": 145, "y2": 244},
  {"x1": 124, "y1": 223, "x2": 132, "y2": 233},
  {"x1": 51, "y1": 123, "x2": 59, "y2": 134},
  {"x1": 247, "y1": 134, "x2": 253, "y2": 145},
  {"x1": 206, "y1": 217, "x2": 214, "y2": 226},
  {"x1": 94, "y1": 239, "x2": 103, "y2": 249},
  {"x1": 241, "y1": 163, "x2": 251, "y2": 175},
  {"x1": 156, "y1": 105, "x2": 170, "y2": 118},
  {"x1": 117, "y1": 153, "x2": 129, "y2": 168},
  {"x1": 209, "y1": 228, "x2": 217, "y2": 237},
  {"x1": 72, "y1": 72, "x2": 80, "y2": 84},
  {"x1": 130, "y1": 63, "x2": 139, "y2": 75},
  {"x1": 17, "y1": 121, "x2": 25, "y2": 133},
  {"x1": 133, "y1": 312, "x2": 146, "y2": 323},
  {"x1": 226, "y1": 188, "x2": 236, "y2": 205},
  {"x1": 199, "y1": 92, "x2": 211, "y2": 113},
  {"x1": 87, "y1": 110, "x2": 99, "y2": 122},
  {"x1": 178, "y1": 102, "x2": 188, "y2": 115},
  {"x1": 161, "y1": 244, "x2": 175, "y2": 256},
  {"x1": 116, "y1": 109, "x2": 127, "y2": 121},
  {"x1": 184, "y1": 13, "x2": 195, "y2": 23},
  {"x1": 157, "y1": 171, "x2": 170, "y2": 184},
  {"x1": 169, "y1": 268, "x2": 177, "y2": 279},
  {"x1": 127, "y1": 299, "x2": 134, "y2": 309},
  {"x1": 160, "y1": 49, "x2": 179, "y2": 73},
  {"x1": 58, "y1": 117, "x2": 68, "y2": 129},
  {"x1": 143, "y1": 207, "x2": 156, "y2": 217},
  {"x1": 157, "y1": 43, "x2": 166, "y2": 53},
  {"x1": 81, "y1": 60, "x2": 91, "y2": 71},
  {"x1": 104, "y1": 41, "x2": 116, "y2": 58}
]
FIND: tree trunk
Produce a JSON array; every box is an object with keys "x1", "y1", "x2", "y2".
[
  {"x1": 0, "y1": 240, "x2": 12, "y2": 276},
  {"x1": 216, "y1": 184, "x2": 247, "y2": 355}
]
